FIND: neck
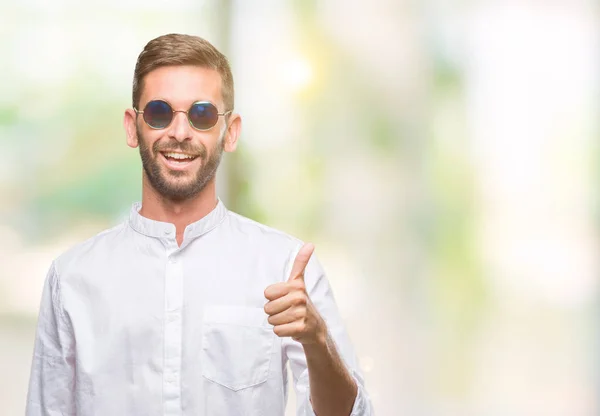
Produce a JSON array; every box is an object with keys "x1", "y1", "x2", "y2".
[{"x1": 139, "y1": 174, "x2": 218, "y2": 245}]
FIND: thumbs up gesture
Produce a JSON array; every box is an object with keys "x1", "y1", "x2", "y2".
[{"x1": 264, "y1": 243, "x2": 327, "y2": 345}]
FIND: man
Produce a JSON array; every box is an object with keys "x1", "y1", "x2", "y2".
[{"x1": 26, "y1": 34, "x2": 373, "y2": 416}]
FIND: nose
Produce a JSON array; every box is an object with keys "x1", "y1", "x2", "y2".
[{"x1": 167, "y1": 110, "x2": 193, "y2": 142}]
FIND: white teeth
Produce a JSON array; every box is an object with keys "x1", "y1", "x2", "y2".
[{"x1": 164, "y1": 152, "x2": 194, "y2": 160}]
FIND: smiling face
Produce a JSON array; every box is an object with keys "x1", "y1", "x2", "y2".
[{"x1": 124, "y1": 65, "x2": 240, "y2": 202}]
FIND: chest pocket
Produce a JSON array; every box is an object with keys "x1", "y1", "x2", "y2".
[{"x1": 201, "y1": 305, "x2": 275, "y2": 391}]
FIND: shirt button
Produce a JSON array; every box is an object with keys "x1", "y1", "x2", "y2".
[
  {"x1": 167, "y1": 314, "x2": 177, "y2": 323},
  {"x1": 164, "y1": 229, "x2": 171, "y2": 236},
  {"x1": 169, "y1": 257, "x2": 177, "y2": 264}
]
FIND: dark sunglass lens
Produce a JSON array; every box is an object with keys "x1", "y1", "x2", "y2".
[
  {"x1": 143, "y1": 100, "x2": 173, "y2": 129},
  {"x1": 189, "y1": 102, "x2": 219, "y2": 130}
]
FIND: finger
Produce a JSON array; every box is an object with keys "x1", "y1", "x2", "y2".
[
  {"x1": 267, "y1": 305, "x2": 307, "y2": 326},
  {"x1": 273, "y1": 321, "x2": 306, "y2": 338},
  {"x1": 264, "y1": 282, "x2": 292, "y2": 301},
  {"x1": 288, "y1": 243, "x2": 315, "y2": 282},
  {"x1": 264, "y1": 290, "x2": 308, "y2": 316}
]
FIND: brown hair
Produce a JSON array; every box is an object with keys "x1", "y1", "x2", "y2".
[{"x1": 132, "y1": 33, "x2": 234, "y2": 111}]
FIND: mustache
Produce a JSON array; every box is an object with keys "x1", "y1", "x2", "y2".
[{"x1": 152, "y1": 140, "x2": 207, "y2": 158}]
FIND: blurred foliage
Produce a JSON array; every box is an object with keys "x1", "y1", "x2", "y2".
[
  {"x1": 286, "y1": 0, "x2": 488, "y2": 399},
  {"x1": 2, "y1": 70, "x2": 138, "y2": 241},
  {"x1": 0, "y1": 105, "x2": 18, "y2": 126}
]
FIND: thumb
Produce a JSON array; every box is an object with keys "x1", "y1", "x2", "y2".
[{"x1": 288, "y1": 243, "x2": 315, "y2": 281}]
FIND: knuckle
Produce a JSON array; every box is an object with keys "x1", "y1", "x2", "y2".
[
  {"x1": 289, "y1": 280, "x2": 304, "y2": 291},
  {"x1": 294, "y1": 293, "x2": 307, "y2": 306},
  {"x1": 294, "y1": 306, "x2": 307, "y2": 320}
]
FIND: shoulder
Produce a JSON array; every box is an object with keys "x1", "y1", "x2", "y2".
[
  {"x1": 223, "y1": 210, "x2": 326, "y2": 280},
  {"x1": 224, "y1": 210, "x2": 304, "y2": 250},
  {"x1": 53, "y1": 221, "x2": 128, "y2": 276}
]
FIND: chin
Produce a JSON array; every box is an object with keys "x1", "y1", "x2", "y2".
[{"x1": 162, "y1": 178, "x2": 212, "y2": 200}]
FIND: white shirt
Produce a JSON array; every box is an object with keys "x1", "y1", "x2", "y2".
[{"x1": 26, "y1": 199, "x2": 373, "y2": 416}]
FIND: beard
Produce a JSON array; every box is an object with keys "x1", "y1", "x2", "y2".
[{"x1": 137, "y1": 126, "x2": 225, "y2": 201}]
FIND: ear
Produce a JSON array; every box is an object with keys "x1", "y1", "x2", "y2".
[
  {"x1": 124, "y1": 108, "x2": 139, "y2": 148},
  {"x1": 223, "y1": 113, "x2": 242, "y2": 153}
]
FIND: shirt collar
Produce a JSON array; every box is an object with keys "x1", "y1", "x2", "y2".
[{"x1": 128, "y1": 198, "x2": 228, "y2": 241}]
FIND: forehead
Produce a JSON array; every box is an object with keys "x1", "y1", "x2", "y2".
[{"x1": 140, "y1": 65, "x2": 223, "y2": 108}]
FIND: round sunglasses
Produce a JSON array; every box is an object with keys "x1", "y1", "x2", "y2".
[{"x1": 134, "y1": 100, "x2": 232, "y2": 131}]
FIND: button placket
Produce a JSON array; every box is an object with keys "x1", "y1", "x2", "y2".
[{"x1": 163, "y1": 250, "x2": 183, "y2": 414}]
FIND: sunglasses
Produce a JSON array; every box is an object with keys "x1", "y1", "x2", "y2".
[{"x1": 134, "y1": 100, "x2": 232, "y2": 131}]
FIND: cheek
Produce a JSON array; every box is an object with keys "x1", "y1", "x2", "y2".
[
  {"x1": 195, "y1": 131, "x2": 224, "y2": 154},
  {"x1": 218, "y1": 121, "x2": 227, "y2": 138},
  {"x1": 142, "y1": 133, "x2": 165, "y2": 154},
  {"x1": 213, "y1": 124, "x2": 227, "y2": 148}
]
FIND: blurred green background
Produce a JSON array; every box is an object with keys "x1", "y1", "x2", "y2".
[{"x1": 1, "y1": 0, "x2": 598, "y2": 415}]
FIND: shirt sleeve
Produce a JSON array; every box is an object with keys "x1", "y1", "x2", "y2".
[
  {"x1": 26, "y1": 262, "x2": 76, "y2": 416},
  {"x1": 282, "y1": 247, "x2": 374, "y2": 416}
]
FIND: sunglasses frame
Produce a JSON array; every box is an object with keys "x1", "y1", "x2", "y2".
[{"x1": 134, "y1": 99, "x2": 232, "y2": 131}]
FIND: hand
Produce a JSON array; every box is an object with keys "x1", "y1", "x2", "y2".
[{"x1": 264, "y1": 243, "x2": 327, "y2": 345}]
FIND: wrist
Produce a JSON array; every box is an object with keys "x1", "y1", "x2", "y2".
[{"x1": 303, "y1": 324, "x2": 329, "y2": 353}]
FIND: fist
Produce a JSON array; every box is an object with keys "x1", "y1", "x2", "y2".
[{"x1": 263, "y1": 243, "x2": 327, "y2": 345}]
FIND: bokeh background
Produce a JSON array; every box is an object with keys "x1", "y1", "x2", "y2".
[{"x1": 1, "y1": 0, "x2": 599, "y2": 415}]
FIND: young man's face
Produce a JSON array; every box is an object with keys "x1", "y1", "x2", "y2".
[{"x1": 126, "y1": 65, "x2": 238, "y2": 201}]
